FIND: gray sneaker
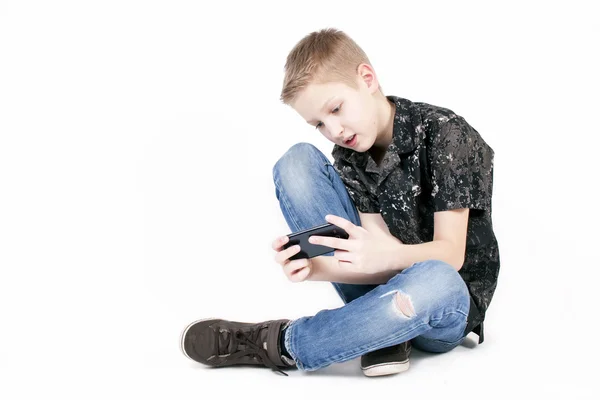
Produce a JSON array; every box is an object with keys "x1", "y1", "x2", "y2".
[
  {"x1": 180, "y1": 318, "x2": 296, "y2": 376},
  {"x1": 360, "y1": 341, "x2": 411, "y2": 377}
]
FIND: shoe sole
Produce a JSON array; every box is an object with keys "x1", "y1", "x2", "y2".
[
  {"x1": 180, "y1": 317, "x2": 216, "y2": 361},
  {"x1": 361, "y1": 360, "x2": 410, "y2": 377}
]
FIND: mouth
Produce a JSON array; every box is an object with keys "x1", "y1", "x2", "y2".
[{"x1": 344, "y1": 134, "x2": 357, "y2": 147}]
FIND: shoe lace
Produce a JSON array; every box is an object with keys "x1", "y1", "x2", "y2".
[{"x1": 218, "y1": 327, "x2": 289, "y2": 376}]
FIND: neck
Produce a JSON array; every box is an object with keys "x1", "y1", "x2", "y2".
[{"x1": 372, "y1": 96, "x2": 395, "y2": 152}]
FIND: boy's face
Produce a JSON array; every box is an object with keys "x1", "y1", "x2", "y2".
[{"x1": 291, "y1": 75, "x2": 379, "y2": 151}]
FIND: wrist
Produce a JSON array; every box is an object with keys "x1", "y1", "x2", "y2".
[
  {"x1": 386, "y1": 238, "x2": 408, "y2": 272},
  {"x1": 306, "y1": 256, "x2": 326, "y2": 282}
]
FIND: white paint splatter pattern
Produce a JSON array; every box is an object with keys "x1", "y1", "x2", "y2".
[{"x1": 331, "y1": 95, "x2": 499, "y2": 341}]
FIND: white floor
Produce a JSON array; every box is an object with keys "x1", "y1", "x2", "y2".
[{"x1": 1, "y1": 267, "x2": 594, "y2": 399}]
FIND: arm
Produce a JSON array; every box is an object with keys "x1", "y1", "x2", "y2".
[
  {"x1": 309, "y1": 254, "x2": 399, "y2": 285},
  {"x1": 388, "y1": 208, "x2": 469, "y2": 272},
  {"x1": 385, "y1": 115, "x2": 489, "y2": 274},
  {"x1": 308, "y1": 209, "x2": 469, "y2": 284},
  {"x1": 312, "y1": 116, "x2": 488, "y2": 285}
]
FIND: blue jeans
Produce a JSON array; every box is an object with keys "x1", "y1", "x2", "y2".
[{"x1": 272, "y1": 143, "x2": 470, "y2": 372}]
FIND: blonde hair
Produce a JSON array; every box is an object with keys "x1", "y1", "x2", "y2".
[{"x1": 280, "y1": 28, "x2": 382, "y2": 105}]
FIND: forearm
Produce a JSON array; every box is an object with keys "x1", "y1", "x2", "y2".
[
  {"x1": 308, "y1": 255, "x2": 399, "y2": 285},
  {"x1": 308, "y1": 239, "x2": 463, "y2": 285},
  {"x1": 389, "y1": 239, "x2": 464, "y2": 272}
]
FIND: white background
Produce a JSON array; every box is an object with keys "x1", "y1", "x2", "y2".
[{"x1": 1, "y1": 0, "x2": 598, "y2": 398}]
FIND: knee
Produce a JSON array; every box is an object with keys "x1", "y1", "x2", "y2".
[
  {"x1": 410, "y1": 259, "x2": 459, "y2": 281},
  {"x1": 405, "y1": 260, "x2": 469, "y2": 305},
  {"x1": 393, "y1": 290, "x2": 417, "y2": 318},
  {"x1": 272, "y1": 142, "x2": 326, "y2": 184}
]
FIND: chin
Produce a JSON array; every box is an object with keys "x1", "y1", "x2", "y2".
[{"x1": 355, "y1": 135, "x2": 372, "y2": 151}]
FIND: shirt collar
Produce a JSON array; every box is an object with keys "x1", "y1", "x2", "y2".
[{"x1": 331, "y1": 95, "x2": 424, "y2": 167}]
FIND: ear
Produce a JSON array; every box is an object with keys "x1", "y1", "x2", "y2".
[{"x1": 356, "y1": 63, "x2": 380, "y2": 94}]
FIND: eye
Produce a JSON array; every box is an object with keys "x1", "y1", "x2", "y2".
[{"x1": 314, "y1": 105, "x2": 341, "y2": 130}]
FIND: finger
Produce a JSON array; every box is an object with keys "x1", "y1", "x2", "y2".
[
  {"x1": 275, "y1": 244, "x2": 301, "y2": 265},
  {"x1": 335, "y1": 259, "x2": 362, "y2": 274},
  {"x1": 308, "y1": 235, "x2": 352, "y2": 251},
  {"x1": 333, "y1": 249, "x2": 354, "y2": 263},
  {"x1": 289, "y1": 266, "x2": 311, "y2": 282},
  {"x1": 283, "y1": 258, "x2": 310, "y2": 276},
  {"x1": 325, "y1": 214, "x2": 361, "y2": 237},
  {"x1": 272, "y1": 235, "x2": 289, "y2": 251}
]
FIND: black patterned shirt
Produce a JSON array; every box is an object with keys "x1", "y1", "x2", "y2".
[{"x1": 332, "y1": 95, "x2": 500, "y2": 343}]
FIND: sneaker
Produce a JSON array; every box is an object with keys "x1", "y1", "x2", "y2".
[
  {"x1": 180, "y1": 317, "x2": 296, "y2": 376},
  {"x1": 360, "y1": 341, "x2": 411, "y2": 377}
]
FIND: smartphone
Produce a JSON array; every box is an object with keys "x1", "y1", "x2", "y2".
[{"x1": 282, "y1": 223, "x2": 349, "y2": 261}]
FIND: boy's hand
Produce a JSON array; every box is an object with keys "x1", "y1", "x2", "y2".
[
  {"x1": 307, "y1": 214, "x2": 401, "y2": 275},
  {"x1": 272, "y1": 235, "x2": 313, "y2": 283}
]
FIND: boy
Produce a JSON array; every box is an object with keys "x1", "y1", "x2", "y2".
[{"x1": 180, "y1": 28, "x2": 499, "y2": 377}]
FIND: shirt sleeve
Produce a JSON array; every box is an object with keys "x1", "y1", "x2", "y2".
[
  {"x1": 429, "y1": 116, "x2": 494, "y2": 212},
  {"x1": 333, "y1": 159, "x2": 380, "y2": 214}
]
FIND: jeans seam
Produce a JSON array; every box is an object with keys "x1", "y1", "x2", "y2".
[
  {"x1": 423, "y1": 311, "x2": 468, "y2": 345},
  {"x1": 417, "y1": 335, "x2": 466, "y2": 347},
  {"x1": 325, "y1": 162, "x2": 339, "y2": 185},
  {"x1": 312, "y1": 321, "x2": 430, "y2": 368},
  {"x1": 332, "y1": 283, "x2": 349, "y2": 304},
  {"x1": 284, "y1": 318, "x2": 306, "y2": 370},
  {"x1": 429, "y1": 310, "x2": 469, "y2": 324},
  {"x1": 273, "y1": 177, "x2": 302, "y2": 232},
  {"x1": 305, "y1": 306, "x2": 467, "y2": 368}
]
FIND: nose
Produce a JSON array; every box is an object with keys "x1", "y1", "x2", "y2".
[{"x1": 329, "y1": 122, "x2": 344, "y2": 140}]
